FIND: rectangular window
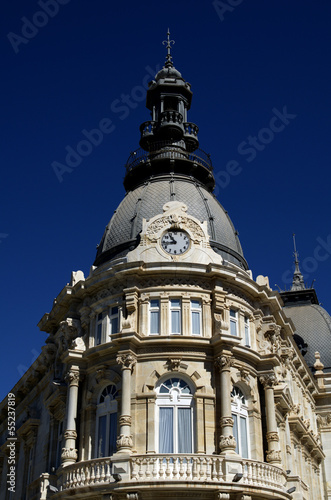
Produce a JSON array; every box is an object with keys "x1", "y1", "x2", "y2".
[
  {"x1": 230, "y1": 309, "x2": 238, "y2": 336},
  {"x1": 96, "y1": 312, "x2": 107, "y2": 345},
  {"x1": 150, "y1": 299, "x2": 160, "y2": 334},
  {"x1": 244, "y1": 316, "x2": 250, "y2": 346},
  {"x1": 191, "y1": 300, "x2": 202, "y2": 335},
  {"x1": 240, "y1": 416, "x2": 248, "y2": 458},
  {"x1": 170, "y1": 299, "x2": 181, "y2": 334},
  {"x1": 232, "y1": 413, "x2": 239, "y2": 454},
  {"x1": 178, "y1": 408, "x2": 192, "y2": 453},
  {"x1": 97, "y1": 415, "x2": 107, "y2": 457},
  {"x1": 109, "y1": 306, "x2": 119, "y2": 336}
]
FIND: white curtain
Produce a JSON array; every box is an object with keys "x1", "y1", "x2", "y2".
[
  {"x1": 150, "y1": 311, "x2": 160, "y2": 334},
  {"x1": 232, "y1": 413, "x2": 239, "y2": 454},
  {"x1": 171, "y1": 311, "x2": 180, "y2": 333},
  {"x1": 191, "y1": 311, "x2": 200, "y2": 334},
  {"x1": 240, "y1": 416, "x2": 248, "y2": 458},
  {"x1": 178, "y1": 408, "x2": 192, "y2": 453},
  {"x1": 159, "y1": 407, "x2": 173, "y2": 453}
]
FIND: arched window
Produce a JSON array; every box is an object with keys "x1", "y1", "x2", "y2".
[
  {"x1": 96, "y1": 385, "x2": 118, "y2": 457},
  {"x1": 231, "y1": 387, "x2": 249, "y2": 458},
  {"x1": 156, "y1": 377, "x2": 194, "y2": 454}
]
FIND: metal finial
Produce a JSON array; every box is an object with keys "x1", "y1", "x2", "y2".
[
  {"x1": 162, "y1": 29, "x2": 175, "y2": 67},
  {"x1": 291, "y1": 233, "x2": 306, "y2": 291}
]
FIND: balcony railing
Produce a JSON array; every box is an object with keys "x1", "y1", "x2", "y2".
[
  {"x1": 57, "y1": 454, "x2": 286, "y2": 493},
  {"x1": 125, "y1": 141, "x2": 212, "y2": 173}
]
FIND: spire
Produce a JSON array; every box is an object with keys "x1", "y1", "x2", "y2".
[
  {"x1": 291, "y1": 233, "x2": 306, "y2": 291},
  {"x1": 162, "y1": 29, "x2": 175, "y2": 68}
]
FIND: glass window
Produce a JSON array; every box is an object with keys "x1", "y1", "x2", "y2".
[
  {"x1": 231, "y1": 387, "x2": 249, "y2": 458},
  {"x1": 96, "y1": 385, "x2": 118, "y2": 457},
  {"x1": 96, "y1": 312, "x2": 107, "y2": 345},
  {"x1": 244, "y1": 316, "x2": 250, "y2": 346},
  {"x1": 150, "y1": 299, "x2": 160, "y2": 334},
  {"x1": 170, "y1": 299, "x2": 181, "y2": 334},
  {"x1": 191, "y1": 300, "x2": 202, "y2": 335},
  {"x1": 157, "y1": 377, "x2": 193, "y2": 454},
  {"x1": 109, "y1": 306, "x2": 119, "y2": 336},
  {"x1": 230, "y1": 309, "x2": 238, "y2": 336}
]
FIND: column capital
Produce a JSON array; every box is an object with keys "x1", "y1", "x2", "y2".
[
  {"x1": 65, "y1": 369, "x2": 80, "y2": 386},
  {"x1": 259, "y1": 372, "x2": 277, "y2": 388},
  {"x1": 215, "y1": 354, "x2": 233, "y2": 371},
  {"x1": 116, "y1": 353, "x2": 137, "y2": 370}
]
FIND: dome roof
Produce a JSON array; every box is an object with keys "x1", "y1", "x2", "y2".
[
  {"x1": 94, "y1": 175, "x2": 247, "y2": 269},
  {"x1": 284, "y1": 303, "x2": 331, "y2": 372},
  {"x1": 155, "y1": 65, "x2": 183, "y2": 81}
]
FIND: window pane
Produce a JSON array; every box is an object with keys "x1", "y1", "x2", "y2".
[
  {"x1": 96, "y1": 323, "x2": 102, "y2": 345},
  {"x1": 111, "y1": 306, "x2": 118, "y2": 316},
  {"x1": 111, "y1": 316, "x2": 118, "y2": 334},
  {"x1": 159, "y1": 407, "x2": 173, "y2": 453},
  {"x1": 150, "y1": 299, "x2": 159, "y2": 308},
  {"x1": 98, "y1": 415, "x2": 107, "y2": 457},
  {"x1": 230, "y1": 309, "x2": 236, "y2": 318},
  {"x1": 178, "y1": 408, "x2": 192, "y2": 453},
  {"x1": 171, "y1": 310, "x2": 181, "y2": 333},
  {"x1": 191, "y1": 300, "x2": 200, "y2": 309},
  {"x1": 232, "y1": 413, "x2": 239, "y2": 454},
  {"x1": 171, "y1": 299, "x2": 180, "y2": 308},
  {"x1": 245, "y1": 325, "x2": 250, "y2": 346},
  {"x1": 109, "y1": 412, "x2": 117, "y2": 456},
  {"x1": 230, "y1": 320, "x2": 237, "y2": 336},
  {"x1": 240, "y1": 417, "x2": 248, "y2": 458},
  {"x1": 192, "y1": 311, "x2": 200, "y2": 335},
  {"x1": 150, "y1": 311, "x2": 160, "y2": 334}
]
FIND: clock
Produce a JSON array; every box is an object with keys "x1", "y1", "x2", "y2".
[{"x1": 161, "y1": 230, "x2": 190, "y2": 255}]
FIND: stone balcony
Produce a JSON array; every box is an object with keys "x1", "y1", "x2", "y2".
[{"x1": 55, "y1": 454, "x2": 291, "y2": 499}]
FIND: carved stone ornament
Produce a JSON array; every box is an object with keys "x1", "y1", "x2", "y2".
[
  {"x1": 119, "y1": 415, "x2": 132, "y2": 426},
  {"x1": 220, "y1": 417, "x2": 234, "y2": 428},
  {"x1": 167, "y1": 358, "x2": 182, "y2": 371},
  {"x1": 215, "y1": 355, "x2": 233, "y2": 371},
  {"x1": 259, "y1": 373, "x2": 277, "y2": 388},
  {"x1": 127, "y1": 494, "x2": 139, "y2": 500},
  {"x1": 266, "y1": 431, "x2": 279, "y2": 443},
  {"x1": 116, "y1": 353, "x2": 137, "y2": 370},
  {"x1": 61, "y1": 447, "x2": 77, "y2": 461},
  {"x1": 291, "y1": 404, "x2": 301, "y2": 415},
  {"x1": 64, "y1": 430, "x2": 77, "y2": 440},
  {"x1": 266, "y1": 449, "x2": 281, "y2": 463},
  {"x1": 219, "y1": 434, "x2": 236, "y2": 451},
  {"x1": 240, "y1": 369, "x2": 250, "y2": 384},
  {"x1": 116, "y1": 434, "x2": 133, "y2": 450},
  {"x1": 70, "y1": 336, "x2": 86, "y2": 351},
  {"x1": 65, "y1": 370, "x2": 80, "y2": 386},
  {"x1": 286, "y1": 444, "x2": 292, "y2": 455}
]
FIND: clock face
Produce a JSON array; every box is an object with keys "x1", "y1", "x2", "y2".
[{"x1": 161, "y1": 230, "x2": 190, "y2": 255}]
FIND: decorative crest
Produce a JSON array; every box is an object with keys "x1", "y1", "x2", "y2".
[{"x1": 162, "y1": 28, "x2": 175, "y2": 67}]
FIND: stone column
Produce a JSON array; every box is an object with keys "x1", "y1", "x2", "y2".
[
  {"x1": 116, "y1": 353, "x2": 136, "y2": 452},
  {"x1": 215, "y1": 353, "x2": 236, "y2": 454},
  {"x1": 259, "y1": 373, "x2": 281, "y2": 465},
  {"x1": 61, "y1": 369, "x2": 80, "y2": 466}
]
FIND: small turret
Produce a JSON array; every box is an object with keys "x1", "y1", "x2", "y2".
[{"x1": 123, "y1": 31, "x2": 214, "y2": 192}]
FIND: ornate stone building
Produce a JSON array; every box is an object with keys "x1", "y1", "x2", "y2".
[{"x1": 1, "y1": 34, "x2": 331, "y2": 500}]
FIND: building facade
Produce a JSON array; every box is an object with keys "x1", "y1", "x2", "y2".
[{"x1": 1, "y1": 35, "x2": 331, "y2": 500}]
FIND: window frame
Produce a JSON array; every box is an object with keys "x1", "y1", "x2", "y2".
[
  {"x1": 109, "y1": 305, "x2": 119, "y2": 336},
  {"x1": 170, "y1": 298, "x2": 182, "y2": 335},
  {"x1": 155, "y1": 377, "x2": 194, "y2": 454},
  {"x1": 244, "y1": 316, "x2": 250, "y2": 347},
  {"x1": 149, "y1": 299, "x2": 161, "y2": 335},
  {"x1": 95, "y1": 385, "x2": 118, "y2": 458},
  {"x1": 190, "y1": 299, "x2": 202, "y2": 335},
  {"x1": 230, "y1": 309, "x2": 238, "y2": 336},
  {"x1": 231, "y1": 387, "x2": 249, "y2": 458}
]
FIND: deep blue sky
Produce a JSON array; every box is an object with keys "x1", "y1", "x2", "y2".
[{"x1": 1, "y1": 1, "x2": 331, "y2": 401}]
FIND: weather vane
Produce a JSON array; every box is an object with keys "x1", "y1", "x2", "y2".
[{"x1": 162, "y1": 28, "x2": 175, "y2": 67}]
